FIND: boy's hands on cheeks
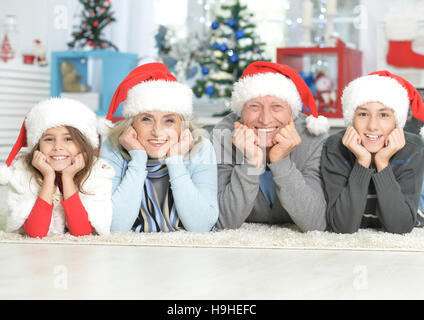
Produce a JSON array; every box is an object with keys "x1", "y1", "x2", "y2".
[
  {"x1": 268, "y1": 121, "x2": 301, "y2": 163},
  {"x1": 374, "y1": 128, "x2": 405, "y2": 172},
  {"x1": 119, "y1": 126, "x2": 145, "y2": 151},
  {"x1": 32, "y1": 150, "x2": 55, "y2": 179},
  {"x1": 233, "y1": 121, "x2": 263, "y2": 168},
  {"x1": 342, "y1": 126, "x2": 371, "y2": 168}
]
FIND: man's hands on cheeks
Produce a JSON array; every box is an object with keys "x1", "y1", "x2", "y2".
[
  {"x1": 374, "y1": 128, "x2": 405, "y2": 172},
  {"x1": 232, "y1": 122, "x2": 263, "y2": 168},
  {"x1": 119, "y1": 126, "x2": 145, "y2": 151},
  {"x1": 268, "y1": 121, "x2": 301, "y2": 163},
  {"x1": 342, "y1": 126, "x2": 371, "y2": 168}
]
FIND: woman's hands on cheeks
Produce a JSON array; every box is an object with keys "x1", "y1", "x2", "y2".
[
  {"x1": 167, "y1": 128, "x2": 194, "y2": 158},
  {"x1": 119, "y1": 126, "x2": 145, "y2": 151}
]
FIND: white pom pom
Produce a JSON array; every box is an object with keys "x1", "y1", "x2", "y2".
[
  {"x1": 97, "y1": 118, "x2": 114, "y2": 139},
  {"x1": 420, "y1": 126, "x2": 424, "y2": 139},
  {"x1": 305, "y1": 115, "x2": 330, "y2": 136},
  {"x1": 0, "y1": 164, "x2": 12, "y2": 185}
]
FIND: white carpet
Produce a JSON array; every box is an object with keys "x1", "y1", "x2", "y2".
[
  {"x1": 2, "y1": 193, "x2": 424, "y2": 251},
  {"x1": 1, "y1": 219, "x2": 424, "y2": 252}
]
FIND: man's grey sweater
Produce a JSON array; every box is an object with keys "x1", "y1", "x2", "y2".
[{"x1": 212, "y1": 112, "x2": 328, "y2": 231}]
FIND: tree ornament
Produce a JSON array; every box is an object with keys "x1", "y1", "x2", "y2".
[
  {"x1": 201, "y1": 66, "x2": 209, "y2": 75},
  {"x1": 211, "y1": 21, "x2": 219, "y2": 30},
  {"x1": 227, "y1": 19, "x2": 236, "y2": 27},
  {"x1": 0, "y1": 34, "x2": 13, "y2": 62},
  {"x1": 235, "y1": 30, "x2": 245, "y2": 40},
  {"x1": 68, "y1": 0, "x2": 118, "y2": 51},
  {"x1": 205, "y1": 85, "x2": 214, "y2": 96}
]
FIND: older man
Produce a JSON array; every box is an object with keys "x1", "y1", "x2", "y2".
[{"x1": 213, "y1": 61, "x2": 329, "y2": 231}]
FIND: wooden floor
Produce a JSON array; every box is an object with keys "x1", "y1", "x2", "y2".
[{"x1": 0, "y1": 242, "x2": 423, "y2": 300}]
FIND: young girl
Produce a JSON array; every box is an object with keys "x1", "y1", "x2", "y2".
[
  {"x1": 99, "y1": 62, "x2": 218, "y2": 233},
  {"x1": 321, "y1": 71, "x2": 424, "y2": 234},
  {"x1": 0, "y1": 98, "x2": 114, "y2": 238}
]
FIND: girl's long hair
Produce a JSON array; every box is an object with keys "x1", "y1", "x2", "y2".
[{"x1": 24, "y1": 126, "x2": 95, "y2": 194}]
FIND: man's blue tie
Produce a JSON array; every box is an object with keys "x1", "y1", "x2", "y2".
[{"x1": 259, "y1": 170, "x2": 276, "y2": 207}]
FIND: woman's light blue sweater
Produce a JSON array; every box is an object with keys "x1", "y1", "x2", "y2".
[{"x1": 99, "y1": 138, "x2": 218, "y2": 232}]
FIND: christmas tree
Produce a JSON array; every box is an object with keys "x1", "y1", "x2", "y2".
[
  {"x1": 68, "y1": 0, "x2": 118, "y2": 51},
  {"x1": 0, "y1": 34, "x2": 14, "y2": 62},
  {"x1": 192, "y1": 0, "x2": 267, "y2": 102}
]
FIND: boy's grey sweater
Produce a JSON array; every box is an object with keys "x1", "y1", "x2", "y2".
[
  {"x1": 321, "y1": 129, "x2": 424, "y2": 234},
  {"x1": 212, "y1": 112, "x2": 328, "y2": 231}
]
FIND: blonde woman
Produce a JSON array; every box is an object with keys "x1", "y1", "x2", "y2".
[{"x1": 99, "y1": 63, "x2": 218, "y2": 233}]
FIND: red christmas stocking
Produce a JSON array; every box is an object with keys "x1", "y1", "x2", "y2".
[
  {"x1": 385, "y1": 15, "x2": 424, "y2": 68},
  {"x1": 387, "y1": 40, "x2": 424, "y2": 68}
]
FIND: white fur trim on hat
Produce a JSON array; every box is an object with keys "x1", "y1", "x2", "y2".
[
  {"x1": 341, "y1": 75, "x2": 410, "y2": 127},
  {"x1": 231, "y1": 73, "x2": 302, "y2": 117},
  {"x1": 0, "y1": 164, "x2": 12, "y2": 185},
  {"x1": 97, "y1": 118, "x2": 114, "y2": 140},
  {"x1": 25, "y1": 97, "x2": 99, "y2": 148},
  {"x1": 124, "y1": 80, "x2": 193, "y2": 118},
  {"x1": 306, "y1": 115, "x2": 330, "y2": 136}
]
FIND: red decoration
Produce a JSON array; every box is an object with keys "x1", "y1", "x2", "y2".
[
  {"x1": 105, "y1": 0, "x2": 110, "y2": 6},
  {"x1": 276, "y1": 40, "x2": 362, "y2": 119},
  {"x1": 100, "y1": 7, "x2": 105, "y2": 13},
  {"x1": 93, "y1": 21, "x2": 99, "y2": 27},
  {"x1": 87, "y1": 40, "x2": 93, "y2": 46},
  {"x1": 0, "y1": 34, "x2": 14, "y2": 62},
  {"x1": 315, "y1": 72, "x2": 337, "y2": 113},
  {"x1": 387, "y1": 41, "x2": 424, "y2": 69}
]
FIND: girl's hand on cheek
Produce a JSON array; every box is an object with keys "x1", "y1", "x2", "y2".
[
  {"x1": 62, "y1": 153, "x2": 85, "y2": 179},
  {"x1": 32, "y1": 151, "x2": 55, "y2": 179}
]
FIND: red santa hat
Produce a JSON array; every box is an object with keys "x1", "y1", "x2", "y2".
[
  {"x1": 0, "y1": 97, "x2": 99, "y2": 184},
  {"x1": 99, "y1": 62, "x2": 193, "y2": 135},
  {"x1": 231, "y1": 61, "x2": 329, "y2": 136},
  {"x1": 341, "y1": 70, "x2": 424, "y2": 136}
]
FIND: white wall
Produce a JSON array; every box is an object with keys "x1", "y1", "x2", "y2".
[
  {"x1": 0, "y1": 0, "x2": 156, "y2": 64},
  {"x1": 1, "y1": 0, "x2": 423, "y2": 74}
]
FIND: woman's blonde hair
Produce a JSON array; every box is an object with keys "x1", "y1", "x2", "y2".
[{"x1": 108, "y1": 114, "x2": 208, "y2": 161}]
